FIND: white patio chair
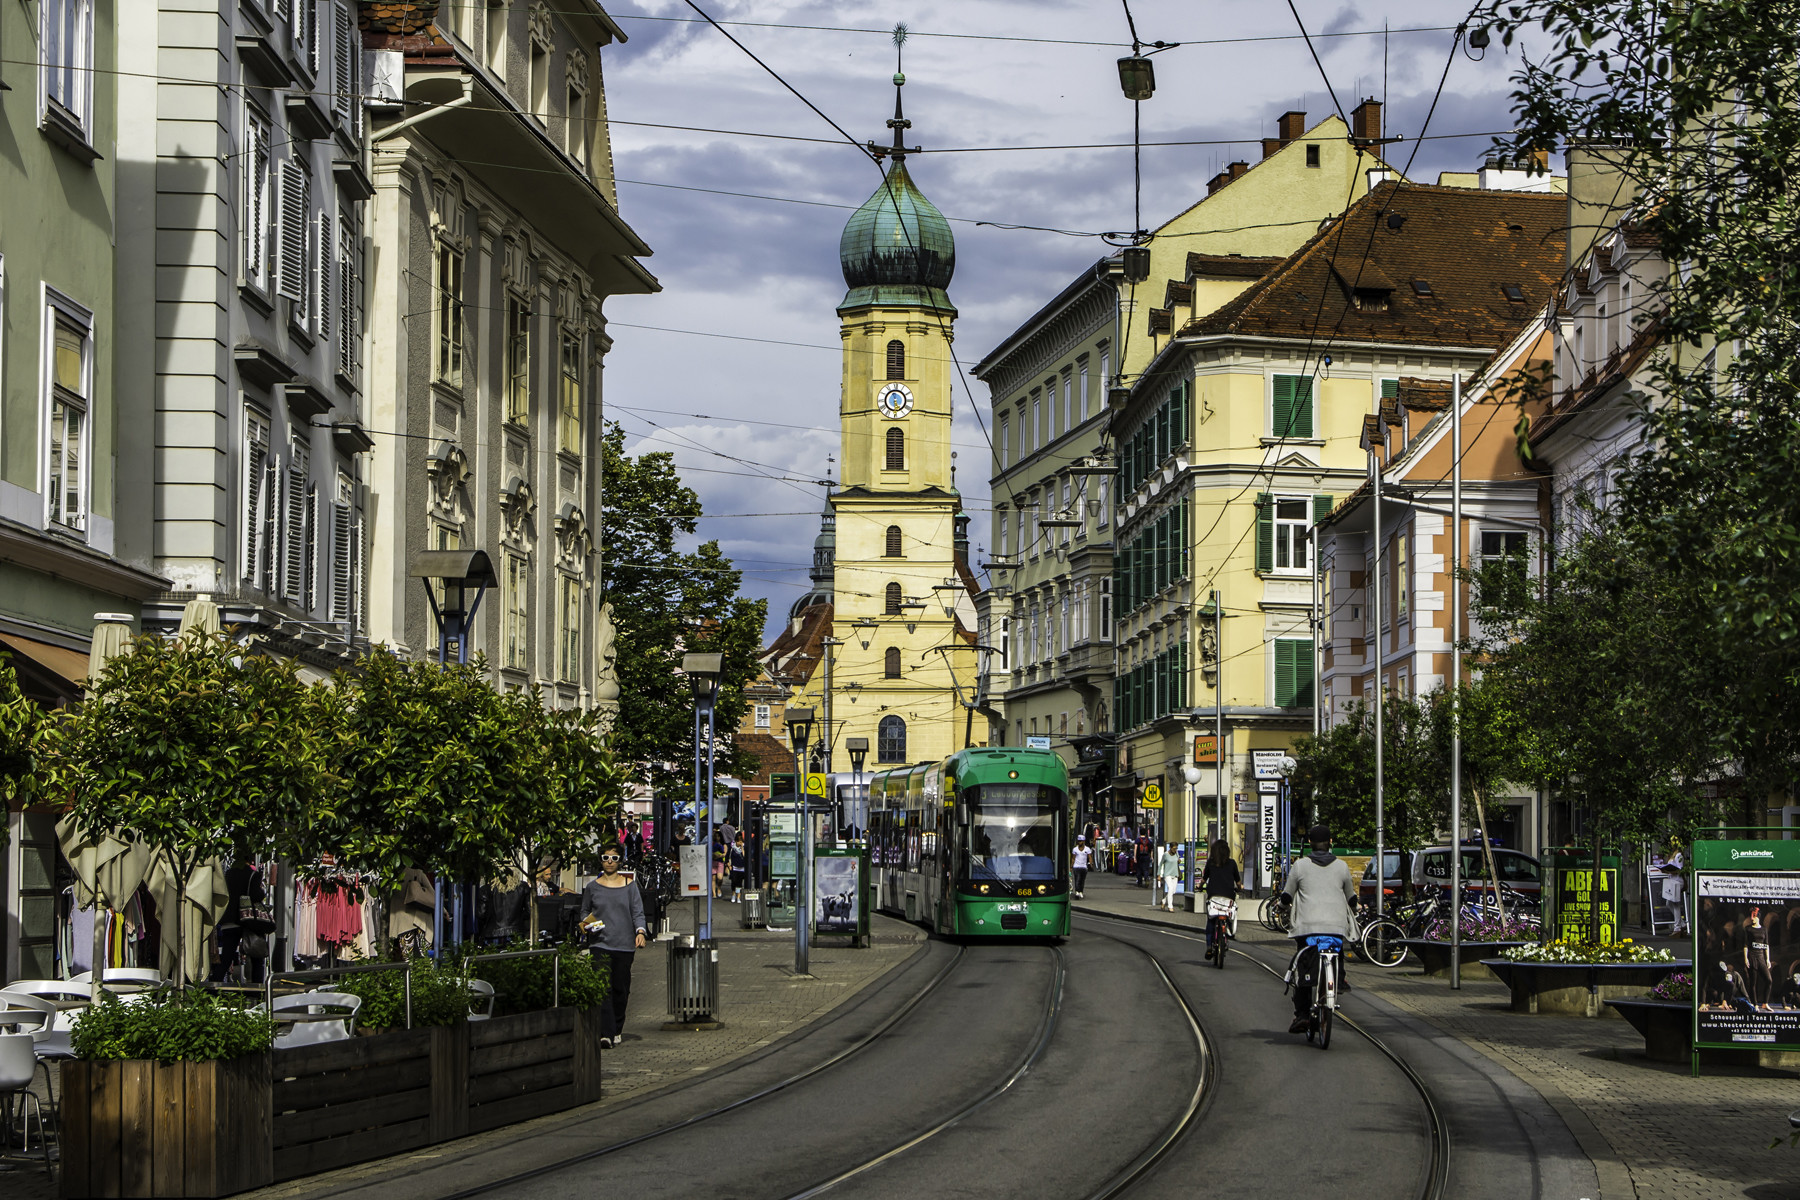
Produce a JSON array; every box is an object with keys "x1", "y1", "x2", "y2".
[
  {"x1": 269, "y1": 991, "x2": 360, "y2": 1049},
  {"x1": 467, "y1": 979, "x2": 496, "y2": 1022}
]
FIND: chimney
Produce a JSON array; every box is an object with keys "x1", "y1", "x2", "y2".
[
  {"x1": 1352, "y1": 97, "x2": 1382, "y2": 145},
  {"x1": 1206, "y1": 171, "x2": 1229, "y2": 195},
  {"x1": 1531, "y1": 148, "x2": 1550, "y2": 173},
  {"x1": 1227, "y1": 160, "x2": 1249, "y2": 181},
  {"x1": 1261, "y1": 137, "x2": 1284, "y2": 161},
  {"x1": 1277, "y1": 110, "x2": 1307, "y2": 143}
]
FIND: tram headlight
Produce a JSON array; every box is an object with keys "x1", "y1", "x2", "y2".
[
  {"x1": 979, "y1": 884, "x2": 990, "y2": 895},
  {"x1": 1038, "y1": 885, "x2": 1048, "y2": 894}
]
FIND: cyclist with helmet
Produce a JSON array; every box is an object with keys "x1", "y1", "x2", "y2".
[{"x1": 1282, "y1": 823, "x2": 1357, "y2": 1034}]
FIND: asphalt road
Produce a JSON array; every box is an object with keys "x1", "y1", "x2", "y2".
[{"x1": 321, "y1": 918, "x2": 1601, "y2": 1200}]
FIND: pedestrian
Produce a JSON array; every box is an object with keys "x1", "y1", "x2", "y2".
[
  {"x1": 1071, "y1": 836, "x2": 1091, "y2": 900},
  {"x1": 729, "y1": 833, "x2": 748, "y2": 902},
  {"x1": 713, "y1": 830, "x2": 729, "y2": 898},
  {"x1": 1158, "y1": 843, "x2": 1183, "y2": 911},
  {"x1": 1136, "y1": 833, "x2": 1154, "y2": 888},
  {"x1": 1660, "y1": 842, "x2": 1688, "y2": 935},
  {"x1": 578, "y1": 844, "x2": 647, "y2": 1049}
]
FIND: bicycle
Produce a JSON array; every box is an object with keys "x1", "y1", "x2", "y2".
[
  {"x1": 1286, "y1": 934, "x2": 1343, "y2": 1049},
  {"x1": 1204, "y1": 894, "x2": 1238, "y2": 968},
  {"x1": 1258, "y1": 892, "x2": 1292, "y2": 934}
]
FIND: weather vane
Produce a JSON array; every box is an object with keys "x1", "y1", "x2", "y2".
[{"x1": 870, "y1": 21, "x2": 920, "y2": 160}]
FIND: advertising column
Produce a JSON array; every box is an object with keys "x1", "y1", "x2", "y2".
[
  {"x1": 1692, "y1": 840, "x2": 1800, "y2": 1061},
  {"x1": 1252, "y1": 751, "x2": 1284, "y2": 894}
]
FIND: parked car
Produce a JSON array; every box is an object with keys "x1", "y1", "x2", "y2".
[
  {"x1": 1412, "y1": 845, "x2": 1542, "y2": 903},
  {"x1": 1359, "y1": 851, "x2": 1410, "y2": 907}
]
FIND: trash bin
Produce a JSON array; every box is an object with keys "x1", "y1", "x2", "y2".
[
  {"x1": 740, "y1": 890, "x2": 767, "y2": 928},
  {"x1": 666, "y1": 936, "x2": 719, "y2": 1024}
]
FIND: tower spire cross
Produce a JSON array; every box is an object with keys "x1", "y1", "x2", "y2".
[{"x1": 873, "y1": 23, "x2": 918, "y2": 160}]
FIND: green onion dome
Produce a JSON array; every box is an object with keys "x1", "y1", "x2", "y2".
[{"x1": 838, "y1": 159, "x2": 956, "y2": 312}]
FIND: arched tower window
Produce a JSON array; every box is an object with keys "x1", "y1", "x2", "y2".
[
  {"x1": 885, "y1": 582, "x2": 903, "y2": 614},
  {"x1": 878, "y1": 714, "x2": 907, "y2": 763},
  {"x1": 886, "y1": 339, "x2": 906, "y2": 380},
  {"x1": 885, "y1": 646, "x2": 902, "y2": 678},
  {"x1": 886, "y1": 427, "x2": 905, "y2": 471},
  {"x1": 885, "y1": 525, "x2": 903, "y2": 557}
]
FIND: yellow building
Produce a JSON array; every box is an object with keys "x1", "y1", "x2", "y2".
[
  {"x1": 1114, "y1": 181, "x2": 1567, "y2": 882},
  {"x1": 787, "y1": 78, "x2": 980, "y2": 769}
]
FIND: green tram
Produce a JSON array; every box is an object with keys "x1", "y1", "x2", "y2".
[{"x1": 867, "y1": 747, "x2": 1072, "y2": 938}]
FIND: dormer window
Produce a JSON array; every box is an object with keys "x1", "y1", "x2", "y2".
[{"x1": 1352, "y1": 288, "x2": 1390, "y2": 312}]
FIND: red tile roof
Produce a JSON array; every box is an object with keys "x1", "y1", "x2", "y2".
[{"x1": 1181, "y1": 181, "x2": 1566, "y2": 349}]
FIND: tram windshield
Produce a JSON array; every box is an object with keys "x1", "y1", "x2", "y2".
[{"x1": 964, "y1": 785, "x2": 1064, "y2": 883}]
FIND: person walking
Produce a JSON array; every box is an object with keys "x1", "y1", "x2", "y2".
[
  {"x1": 1158, "y1": 843, "x2": 1183, "y2": 911},
  {"x1": 1071, "y1": 836, "x2": 1092, "y2": 899},
  {"x1": 578, "y1": 845, "x2": 648, "y2": 1049},
  {"x1": 1136, "y1": 833, "x2": 1154, "y2": 889},
  {"x1": 729, "y1": 833, "x2": 748, "y2": 902}
]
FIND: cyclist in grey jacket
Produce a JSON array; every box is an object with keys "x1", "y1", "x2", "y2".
[{"x1": 1281, "y1": 824, "x2": 1357, "y2": 1033}]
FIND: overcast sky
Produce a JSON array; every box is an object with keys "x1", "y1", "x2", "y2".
[{"x1": 597, "y1": 1, "x2": 1529, "y2": 639}]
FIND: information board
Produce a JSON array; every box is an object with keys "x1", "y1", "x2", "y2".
[
  {"x1": 1693, "y1": 840, "x2": 1800, "y2": 1054},
  {"x1": 1552, "y1": 863, "x2": 1619, "y2": 943}
]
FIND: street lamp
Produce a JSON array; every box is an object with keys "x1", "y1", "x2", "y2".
[
  {"x1": 683, "y1": 652, "x2": 723, "y2": 942},
  {"x1": 846, "y1": 737, "x2": 869, "y2": 842},
  {"x1": 1276, "y1": 755, "x2": 1298, "y2": 884},
  {"x1": 409, "y1": 549, "x2": 496, "y2": 665},
  {"x1": 1182, "y1": 762, "x2": 1204, "y2": 898},
  {"x1": 786, "y1": 706, "x2": 816, "y2": 976}
]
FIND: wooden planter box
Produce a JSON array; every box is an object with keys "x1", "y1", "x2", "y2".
[
  {"x1": 60, "y1": 1056, "x2": 273, "y2": 1199},
  {"x1": 59, "y1": 1007, "x2": 606, "y2": 1199},
  {"x1": 1397, "y1": 939, "x2": 1535, "y2": 982},
  {"x1": 1481, "y1": 959, "x2": 1691, "y2": 1017},
  {"x1": 1608, "y1": 997, "x2": 1800, "y2": 1068}
]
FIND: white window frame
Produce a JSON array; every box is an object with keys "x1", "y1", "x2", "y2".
[
  {"x1": 41, "y1": 287, "x2": 94, "y2": 535},
  {"x1": 504, "y1": 553, "x2": 530, "y2": 670},
  {"x1": 243, "y1": 107, "x2": 274, "y2": 292},
  {"x1": 436, "y1": 242, "x2": 465, "y2": 388},
  {"x1": 40, "y1": 0, "x2": 96, "y2": 143},
  {"x1": 243, "y1": 407, "x2": 275, "y2": 589},
  {"x1": 754, "y1": 704, "x2": 771, "y2": 730},
  {"x1": 997, "y1": 412, "x2": 1009, "y2": 468},
  {"x1": 1271, "y1": 494, "x2": 1312, "y2": 575},
  {"x1": 558, "y1": 573, "x2": 582, "y2": 682}
]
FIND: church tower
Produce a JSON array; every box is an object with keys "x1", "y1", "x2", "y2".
[{"x1": 818, "y1": 38, "x2": 981, "y2": 770}]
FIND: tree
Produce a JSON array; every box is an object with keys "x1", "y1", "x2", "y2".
[
  {"x1": 1479, "y1": 0, "x2": 1800, "y2": 806},
  {"x1": 52, "y1": 634, "x2": 333, "y2": 985},
  {"x1": 1290, "y1": 695, "x2": 1444, "y2": 852},
  {"x1": 316, "y1": 648, "x2": 547, "y2": 894},
  {"x1": 0, "y1": 652, "x2": 50, "y2": 850},
  {"x1": 505, "y1": 700, "x2": 627, "y2": 938},
  {"x1": 599, "y1": 422, "x2": 768, "y2": 799}
]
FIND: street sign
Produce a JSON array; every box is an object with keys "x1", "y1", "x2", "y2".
[
  {"x1": 1257, "y1": 780, "x2": 1279, "y2": 794},
  {"x1": 1025, "y1": 735, "x2": 1051, "y2": 750},
  {"x1": 1192, "y1": 734, "x2": 1217, "y2": 766},
  {"x1": 805, "y1": 772, "x2": 828, "y2": 798},
  {"x1": 1142, "y1": 783, "x2": 1163, "y2": 809},
  {"x1": 679, "y1": 845, "x2": 710, "y2": 896},
  {"x1": 1252, "y1": 749, "x2": 1286, "y2": 780},
  {"x1": 1234, "y1": 813, "x2": 1258, "y2": 824}
]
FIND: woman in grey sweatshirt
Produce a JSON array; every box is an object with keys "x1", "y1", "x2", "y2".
[{"x1": 579, "y1": 847, "x2": 648, "y2": 1047}]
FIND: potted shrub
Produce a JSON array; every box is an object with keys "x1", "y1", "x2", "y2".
[
  {"x1": 61, "y1": 991, "x2": 276, "y2": 1199},
  {"x1": 1484, "y1": 938, "x2": 1688, "y2": 1016},
  {"x1": 1399, "y1": 914, "x2": 1539, "y2": 981}
]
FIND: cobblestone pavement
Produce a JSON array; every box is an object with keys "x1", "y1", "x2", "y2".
[{"x1": 1076, "y1": 872, "x2": 1800, "y2": 1200}]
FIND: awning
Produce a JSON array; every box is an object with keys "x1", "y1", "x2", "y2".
[{"x1": 0, "y1": 631, "x2": 90, "y2": 703}]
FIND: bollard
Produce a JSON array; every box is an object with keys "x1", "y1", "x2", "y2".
[{"x1": 405, "y1": 967, "x2": 413, "y2": 1030}]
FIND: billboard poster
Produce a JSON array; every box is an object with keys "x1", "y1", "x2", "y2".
[
  {"x1": 1552, "y1": 865, "x2": 1619, "y2": 944},
  {"x1": 1693, "y1": 867, "x2": 1800, "y2": 1050},
  {"x1": 813, "y1": 853, "x2": 860, "y2": 935}
]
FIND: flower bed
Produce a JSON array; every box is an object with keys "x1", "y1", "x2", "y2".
[
  {"x1": 1421, "y1": 915, "x2": 1540, "y2": 943},
  {"x1": 1498, "y1": 938, "x2": 1676, "y2": 964},
  {"x1": 1649, "y1": 972, "x2": 1693, "y2": 1002}
]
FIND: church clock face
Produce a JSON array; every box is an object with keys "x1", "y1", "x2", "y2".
[{"x1": 876, "y1": 382, "x2": 915, "y2": 419}]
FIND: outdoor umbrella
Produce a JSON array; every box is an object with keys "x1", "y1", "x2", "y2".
[
  {"x1": 86, "y1": 614, "x2": 133, "y2": 692},
  {"x1": 177, "y1": 597, "x2": 222, "y2": 641},
  {"x1": 55, "y1": 815, "x2": 154, "y2": 990},
  {"x1": 147, "y1": 853, "x2": 231, "y2": 987}
]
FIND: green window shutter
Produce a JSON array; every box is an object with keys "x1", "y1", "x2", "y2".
[
  {"x1": 1381, "y1": 378, "x2": 1399, "y2": 400},
  {"x1": 1274, "y1": 640, "x2": 1297, "y2": 708},
  {"x1": 1272, "y1": 375, "x2": 1293, "y2": 438},
  {"x1": 1292, "y1": 376, "x2": 1314, "y2": 438},
  {"x1": 1255, "y1": 493, "x2": 1274, "y2": 573},
  {"x1": 1174, "y1": 382, "x2": 1189, "y2": 446},
  {"x1": 1313, "y1": 493, "x2": 1333, "y2": 524},
  {"x1": 1296, "y1": 638, "x2": 1315, "y2": 711}
]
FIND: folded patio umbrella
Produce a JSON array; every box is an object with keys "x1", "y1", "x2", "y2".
[{"x1": 147, "y1": 853, "x2": 231, "y2": 986}]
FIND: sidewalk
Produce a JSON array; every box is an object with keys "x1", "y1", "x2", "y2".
[{"x1": 1075, "y1": 872, "x2": 1800, "y2": 1200}]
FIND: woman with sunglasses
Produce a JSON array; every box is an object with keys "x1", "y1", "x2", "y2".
[{"x1": 578, "y1": 844, "x2": 648, "y2": 1048}]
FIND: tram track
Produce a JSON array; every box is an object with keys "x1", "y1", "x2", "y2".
[
  {"x1": 1077, "y1": 911, "x2": 1450, "y2": 1200},
  {"x1": 432, "y1": 940, "x2": 975, "y2": 1200}
]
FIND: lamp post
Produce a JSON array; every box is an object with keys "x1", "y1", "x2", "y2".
[
  {"x1": 683, "y1": 653, "x2": 723, "y2": 942},
  {"x1": 1182, "y1": 762, "x2": 1204, "y2": 897},
  {"x1": 1276, "y1": 755, "x2": 1298, "y2": 880},
  {"x1": 846, "y1": 737, "x2": 870, "y2": 841},
  {"x1": 786, "y1": 707, "x2": 816, "y2": 976}
]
